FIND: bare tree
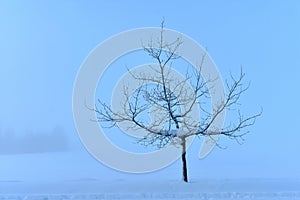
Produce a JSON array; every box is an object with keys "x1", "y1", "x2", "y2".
[{"x1": 94, "y1": 21, "x2": 261, "y2": 182}]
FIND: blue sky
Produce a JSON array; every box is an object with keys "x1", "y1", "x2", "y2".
[{"x1": 0, "y1": 1, "x2": 300, "y2": 181}]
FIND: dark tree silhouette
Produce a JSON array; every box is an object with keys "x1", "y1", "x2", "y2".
[{"x1": 94, "y1": 21, "x2": 261, "y2": 182}]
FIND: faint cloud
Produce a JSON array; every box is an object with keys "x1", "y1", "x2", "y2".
[{"x1": 0, "y1": 126, "x2": 68, "y2": 154}]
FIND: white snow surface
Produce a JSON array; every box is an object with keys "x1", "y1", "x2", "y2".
[
  {"x1": 1, "y1": 152, "x2": 300, "y2": 199},
  {"x1": 1, "y1": 179, "x2": 300, "y2": 200}
]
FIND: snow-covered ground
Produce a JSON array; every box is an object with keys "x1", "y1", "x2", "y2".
[
  {"x1": 1, "y1": 179, "x2": 300, "y2": 200},
  {"x1": 1, "y1": 152, "x2": 300, "y2": 199}
]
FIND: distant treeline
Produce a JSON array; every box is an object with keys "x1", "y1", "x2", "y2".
[{"x1": 0, "y1": 126, "x2": 68, "y2": 154}]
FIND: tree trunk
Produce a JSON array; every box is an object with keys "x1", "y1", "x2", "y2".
[{"x1": 181, "y1": 137, "x2": 188, "y2": 182}]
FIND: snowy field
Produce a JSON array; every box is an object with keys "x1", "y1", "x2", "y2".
[
  {"x1": 1, "y1": 152, "x2": 300, "y2": 200},
  {"x1": 1, "y1": 179, "x2": 300, "y2": 200}
]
